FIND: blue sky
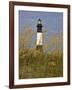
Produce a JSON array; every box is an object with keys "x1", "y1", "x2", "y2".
[
  {"x1": 19, "y1": 10, "x2": 63, "y2": 49},
  {"x1": 19, "y1": 10, "x2": 63, "y2": 34}
]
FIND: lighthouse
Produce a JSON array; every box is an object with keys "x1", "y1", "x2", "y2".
[{"x1": 36, "y1": 19, "x2": 43, "y2": 50}]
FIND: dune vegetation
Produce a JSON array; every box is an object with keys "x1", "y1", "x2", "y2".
[{"x1": 19, "y1": 26, "x2": 63, "y2": 79}]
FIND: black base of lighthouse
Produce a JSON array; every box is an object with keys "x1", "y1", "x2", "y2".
[{"x1": 36, "y1": 45, "x2": 43, "y2": 51}]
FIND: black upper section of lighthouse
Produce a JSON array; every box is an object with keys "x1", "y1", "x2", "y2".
[{"x1": 37, "y1": 19, "x2": 42, "y2": 32}]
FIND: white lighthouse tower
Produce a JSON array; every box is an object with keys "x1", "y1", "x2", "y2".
[{"x1": 36, "y1": 19, "x2": 43, "y2": 50}]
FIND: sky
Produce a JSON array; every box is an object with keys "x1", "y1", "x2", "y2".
[
  {"x1": 19, "y1": 10, "x2": 63, "y2": 49},
  {"x1": 19, "y1": 10, "x2": 63, "y2": 34}
]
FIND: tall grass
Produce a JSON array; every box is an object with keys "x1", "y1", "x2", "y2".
[
  {"x1": 19, "y1": 26, "x2": 63, "y2": 79},
  {"x1": 19, "y1": 48, "x2": 63, "y2": 79}
]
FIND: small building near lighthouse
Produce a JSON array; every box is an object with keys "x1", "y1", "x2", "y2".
[{"x1": 36, "y1": 19, "x2": 43, "y2": 51}]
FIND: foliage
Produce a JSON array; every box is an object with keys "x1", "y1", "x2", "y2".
[
  {"x1": 19, "y1": 26, "x2": 63, "y2": 79},
  {"x1": 19, "y1": 48, "x2": 63, "y2": 79},
  {"x1": 19, "y1": 26, "x2": 35, "y2": 48}
]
